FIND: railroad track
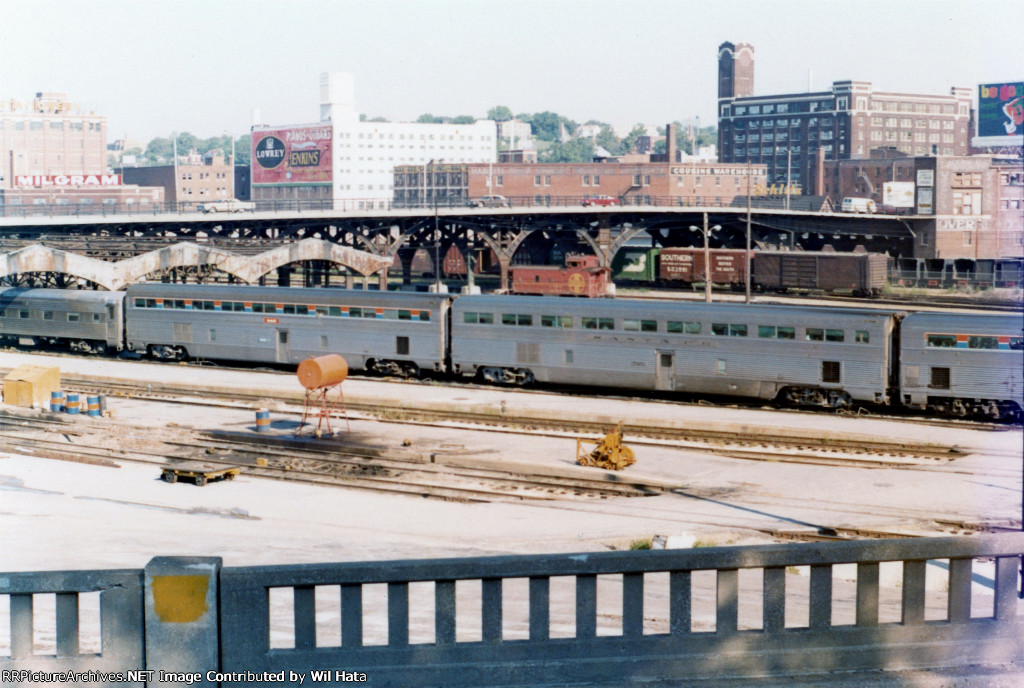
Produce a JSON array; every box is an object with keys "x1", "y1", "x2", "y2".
[
  {"x1": 5, "y1": 350, "x2": 1015, "y2": 433},
  {"x1": 53, "y1": 375, "x2": 972, "y2": 470},
  {"x1": 0, "y1": 410, "x2": 669, "y2": 503}
]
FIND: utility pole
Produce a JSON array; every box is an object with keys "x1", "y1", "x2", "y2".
[{"x1": 745, "y1": 163, "x2": 753, "y2": 303}]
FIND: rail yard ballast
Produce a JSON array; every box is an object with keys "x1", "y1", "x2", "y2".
[{"x1": 1, "y1": 284, "x2": 1021, "y2": 422}]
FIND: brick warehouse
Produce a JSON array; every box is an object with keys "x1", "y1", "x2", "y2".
[{"x1": 716, "y1": 42, "x2": 973, "y2": 197}]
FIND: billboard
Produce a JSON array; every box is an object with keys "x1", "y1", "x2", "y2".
[
  {"x1": 975, "y1": 82, "x2": 1024, "y2": 147},
  {"x1": 252, "y1": 125, "x2": 332, "y2": 185},
  {"x1": 883, "y1": 182, "x2": 915, "y2": 208}
]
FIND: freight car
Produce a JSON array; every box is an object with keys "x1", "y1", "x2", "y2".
[
  {"x1": 752, "y1": 251, "x2": 889, "y2": 296},
  {"x1": 892, "y1": 257, "x2": 1024, "y2": 289},
  {"x1": 658, "y1": 248, "x2": 749, "y2": 288},
  {"x1": 511, "y1": 255, "x2": 612, "y2": 297}
]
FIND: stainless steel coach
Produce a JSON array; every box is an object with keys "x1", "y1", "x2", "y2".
[
  {"x1": 0, "y1": 287, "x2": 125, "y2": 354},
  {"x1": 124, "y1": 284, "x2": 450, "y2": 375},
  {"x1": 450, "y1": 295, "x2": 901, "y2": 407},
  {"x1": 900, "y1": 311, "x2": 1023, "y2": 420}
]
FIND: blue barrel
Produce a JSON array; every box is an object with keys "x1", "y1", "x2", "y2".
[
  {"x1": 65, "y1": 392, "x2": 80, "y2": 415},
  {"x1": 50, "y1": 390, "x2": 65, "y2": 413},
  {"x1": 87, "y1": 396, "x2": 101, "y2": 417},
  {"x1": 255, "y1": 409, "x2": 271, "y2": 432}
]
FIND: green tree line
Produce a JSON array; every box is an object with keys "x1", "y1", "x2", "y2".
[{"x1": 121, "y1": 109, "x2": 716, "y2": 168}]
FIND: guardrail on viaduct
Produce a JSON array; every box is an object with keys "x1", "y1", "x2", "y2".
[{"x1": 2, "y1": 535, "x2": 1022, "y2": 687}]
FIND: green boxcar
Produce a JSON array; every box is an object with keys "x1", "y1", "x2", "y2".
[{"x1": 611, "y1": 247, "x2": 660, "y2": 283}]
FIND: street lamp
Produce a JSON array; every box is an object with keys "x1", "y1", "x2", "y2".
[{"x1": 688, "y1": 212, "x2": 721, "y2": 303}]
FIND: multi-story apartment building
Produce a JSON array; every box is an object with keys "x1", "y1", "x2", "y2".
[
  {"x1": 717, "y1": 42, "x2": 973, "y2": 196},
  {"x1": 252, "y1": 73, "x2": 497, "y2": 210}
]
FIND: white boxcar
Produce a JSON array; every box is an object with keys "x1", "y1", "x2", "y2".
[
  {"x1": 451, "y1": 295, "x2": 900, "y2": 408},
  {"x1": 125, "y1": 284, "x2": 450, "y2": 375}
]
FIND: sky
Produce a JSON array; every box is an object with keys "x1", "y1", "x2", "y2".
[{"x1": 2, "y1": 0, "x2": 1021, "y2": 144}]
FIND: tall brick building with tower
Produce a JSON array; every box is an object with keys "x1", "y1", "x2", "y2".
[{"x1": 716, "y1": 42, "x2": 973, "y2": 197}]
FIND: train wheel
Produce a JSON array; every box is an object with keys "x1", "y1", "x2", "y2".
[
  {"x1": 162, "y1": 471, "x2": 177, "y2": 484},
  {"x1": 827, "y1": 391, "x2": 852, "y2": 409},
  {"x1": 194, "y1": 474, "x2": 207, "y2": 487}
]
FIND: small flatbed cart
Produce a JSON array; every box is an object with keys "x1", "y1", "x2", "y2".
[{"x1": 161, "y1": 463, "x2": 240, "y2": 487}]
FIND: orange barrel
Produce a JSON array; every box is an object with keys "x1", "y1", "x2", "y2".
[
  {"x1": 87, "y1": 396, "x2": 101, "y2": 417},
  {"x1": 296, "y1": 354, "x2": 349, "y2": 390},
  {"x1": 50, "y1": 391, "x2": 65, "y2": 412},
  {"x1": 255, "y1": 408, "x2": 271, "y2": 432},
  {"x1": 65, "y1": 392, "x2": 80, "y2": 415}
]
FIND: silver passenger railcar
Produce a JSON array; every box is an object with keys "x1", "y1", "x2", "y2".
[
  {"x1": 124, "y1": 284, "x2": 450, "y2": 374},
  {"x1": 899, "y1": 311, "x2": 1023, "y2": 421},
  {"x1": 0, "y1": 287, "x2": 125, "y2": 354},
  {"x1": 451, "y1": 295, "x2": 901, "y2": 407}
]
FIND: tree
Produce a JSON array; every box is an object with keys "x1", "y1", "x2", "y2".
[
  {"x1": 619, "y1": 124, "x2": 647, "y2": 155},
  {"x1": 595, "y1": 126, "x2": 620, "y2": 154},
  {"x1": 527, "y1": 111, "x2": 577, "y2": 142},
  {"x1": 416, "y1": 114, "x2": 444, "y2": 123},
  {"x1": 144, "y1": 137, "x2": 173, "y2": 165},
  {"x1": 486, "y1": 105, "x2": 513, "y2": 121},
  {"x1": 540, "y1": 137, "x2": 595, "y2": 163},
  {"x1": 233, "y1": 135, "x2": 249, "y2": 165}
]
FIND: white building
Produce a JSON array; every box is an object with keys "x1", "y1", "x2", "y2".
[
  {"x1": 496, "y1": 119, "x2": 533, "y2": 148},
  {"x1": 252, "y1": 73, "x2": 497, "y2": 211}
]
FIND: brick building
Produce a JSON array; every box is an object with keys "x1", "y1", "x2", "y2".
[
  {"x1": 463, "y1": 161, "x2": 767, "y2": 206},
  {"x1": 119, "y1": 151, "x2": 235, "y2": 209},
  {"x1": 825, "y1": 153, "x2": 1023, "y2": 259},
  {"x1": 717, "y1": 42, "x2": 973, "y2": 196},
  {"x1": 0, "y1": 92, "x2": 107, "y2": 189}
]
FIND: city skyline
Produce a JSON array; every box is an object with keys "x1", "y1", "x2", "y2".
[{"x1": 2, "y1": 0, "x2": 1020, "y2": 143}]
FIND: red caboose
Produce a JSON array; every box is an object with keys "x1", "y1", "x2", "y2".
[{"x1": 511, "y1": 255, "x2": 612, "y2": 297}]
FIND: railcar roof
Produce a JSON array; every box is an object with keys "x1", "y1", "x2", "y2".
[
  {"x1": 902, "y1": 310, "x2": 1024, "y2": 331},
  {"x1": 125, "y1": 283, "x2": 450, "y2": 305},
  {"x1": 0, "y1": 287, "x2": 124, "y2": 303},
  {"x1": 453, "y1": 294, "x2": 902, "y2": 320}
]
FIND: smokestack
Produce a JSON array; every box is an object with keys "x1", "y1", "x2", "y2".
[{"x1": 666, "y1": 123, "x2": 677, "y2": 163}]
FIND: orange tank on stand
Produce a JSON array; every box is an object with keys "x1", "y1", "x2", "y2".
[
  {"x1": 297, "y1": 354, "x2": 349, "y2": 389},
  {"x1": 295, "y1": 354, "x2": 350, "y2": 438}
]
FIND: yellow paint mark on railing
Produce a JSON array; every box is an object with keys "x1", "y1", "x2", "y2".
[{"x1": 151, "y1": 575, "x2": 209, "y2": 623}]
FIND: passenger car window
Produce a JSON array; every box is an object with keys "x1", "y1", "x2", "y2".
[
  {"x1": 927, "y1": 334, "x2": 957, "y2": 348},
  {"x1": 967, "y1": 336, "x2": 997, "y2": 349},
  {"x1": 855, "y1": 330, "x2": 870, "y2": 343},
  {"x1": 806, "y1": 328, "x2": 824, "y2": 341}
]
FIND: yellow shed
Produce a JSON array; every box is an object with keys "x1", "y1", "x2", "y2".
[{"x1": 3, "y1": 364, "x2": 61, "y2": 408}]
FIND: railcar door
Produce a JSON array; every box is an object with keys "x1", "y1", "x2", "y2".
[
  {"x1": 276, "y1": 329, "x2": 290, "y2": 363},
  {"x1": 656, "y1": 350, "x2": 675, "y2": 391}
]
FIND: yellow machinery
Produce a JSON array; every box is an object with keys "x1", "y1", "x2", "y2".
[{"x1": 576, "y1": 422, "x2": 636, "y2": 471}]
